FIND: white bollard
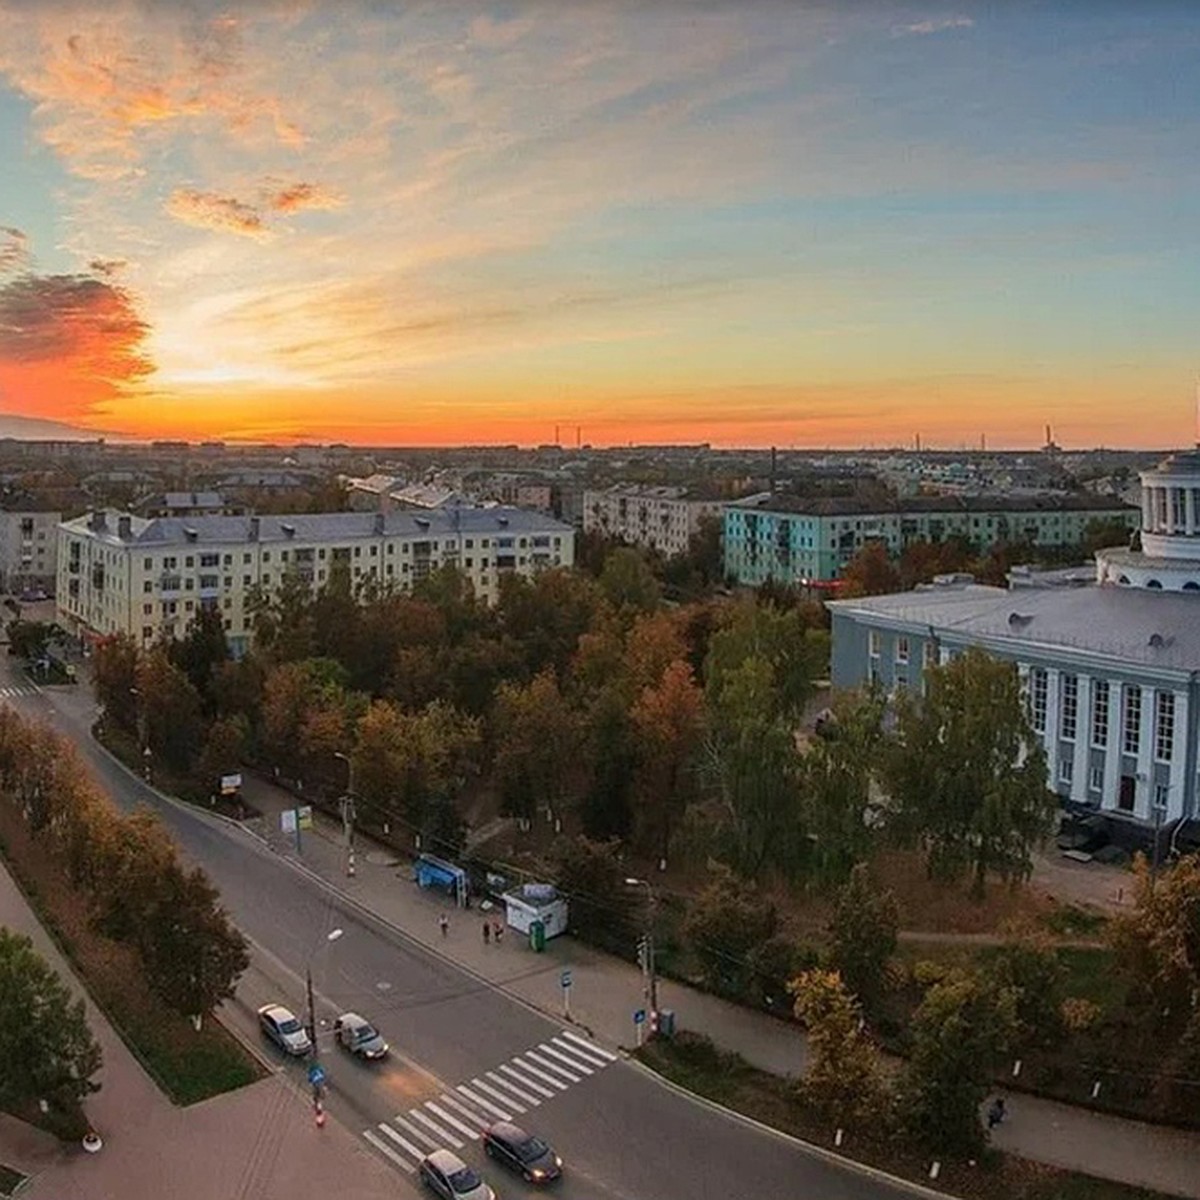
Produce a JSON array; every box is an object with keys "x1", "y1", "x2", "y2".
[
  {"x1": 834, "y1": 1128, "x2": 844, "y2": 1147},
  {"x1": 929, "y1": 1162, "x2": 940, "y2": 1180},
  {"x1": 82, "y1": 1132, "x2": 103, "y2": 1153},
  {"x1": 1012, "y1": 1059, "x2": 1022, "y2": 1077},
  {"x1": 1092, "y1": 1080, "x2": 1102, "y2": 1099}
]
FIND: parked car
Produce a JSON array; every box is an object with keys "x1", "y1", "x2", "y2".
[
  {"x1": 257, "y1": 1003, "x2": 312, "y2": 1057},
  {"x1": 418, "y1": 1149, "x2": 495, "y2": 1200},
  {"x1": 333, "y1": 1011, "x2": 388, "y2": 1060},
  {"x1": 1057, "y1": 813, "x2": 1109, "y2": 855},
  {"x1": 482, "y1": 1121, "x2": 563, "y2": 1183}
]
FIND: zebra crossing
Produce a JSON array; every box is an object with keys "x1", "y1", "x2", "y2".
[
  {"x1": 362, "y1": 1030, "x2": 618, "y2": 1173},
  {"x1": 0, "y1": 684, "x2": 40, "y2": 698}
]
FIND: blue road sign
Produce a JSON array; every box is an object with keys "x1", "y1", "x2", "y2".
[
  {"x1": 561, "y1": 969, "x2": 572, "y2": 989},
  {"x1": 308, "y1": 1062, "x2": 326, "y2": 1087},
  {"x1": 633, "y1": 1008, "x2": 646, "y2": 1025}
]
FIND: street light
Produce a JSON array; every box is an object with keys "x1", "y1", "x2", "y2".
[
  {"x1": 306, "y1": 927, "x2": 344, "y2": 1128},
  {"x1": 625, "y1": 877, "x2": 659, "y2": 1035},
  {"x1": 333, "y1": 751, "x2": 356, "y2": 878}
]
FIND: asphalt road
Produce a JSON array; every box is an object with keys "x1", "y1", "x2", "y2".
[{"x1": 0, "y1": 660, "x2": 916, "y2": 1200}]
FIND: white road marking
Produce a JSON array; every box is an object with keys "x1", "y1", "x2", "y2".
[
  {"x1": 473, "y1": 1075, "x2": 527, "y2": 1113},
  {"x1": 436, "y1": 1091, "x2": 491, "y2": 1129},
  {"x1": 538, "y1": 1042, "x2": 594, "y2": 1074},
  {"x1": 489, "y1": 1067, "x2": 543, "y2": 1105},
  {"x1": 363, "y1": 1128, "x2": 415, "y2": 1172},
  {"x1": 393, "y1": 1114, "x2": 440, "y2": 1149},
  {"x1": 555, "y1": 1033, "x2": 615, "y2": 1066},
  {"x1": 409, "y1": 1107, "x2": 462, "y2": 1148},
  {"x1": 377, "y1": 1122, "x2": 424, "y2": 1162},
  {"x1": 508, "y1": 1057, "x2": 563, "y2": 1094},
  {"x1": 456, "y1": 1083, "x2": 511, "y2": 1121},
  {"x1": 425, "y1": 1101, "x2": 477, "y2": 1141},
  {"x1": 560, "y1": 1030, "x2": 619, "y2": 1062},
  {"x1": 525, "y1": 1049, "x2": 581, "y2": 1083}
]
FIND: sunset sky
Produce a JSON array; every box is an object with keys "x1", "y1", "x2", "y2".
[{"x1": 2, "y1": 2, "x2": 1200, "y2": 448}]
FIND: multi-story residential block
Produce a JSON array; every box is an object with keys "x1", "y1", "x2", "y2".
[
  {"x1": 57, "y1": 507, "x2": 574, "y2": 656},
  {"x1": 725, "y1": 494, "x2": 1137, "y2": 586},
  {"x1": 0, "y1": 508, "x2": 60, "y2": 595},
  {"x1": 828, "y1": 449, "x2": 1200, "y2": 846},
  {"x1": 583, "y1": 485, "x2": 728, "y2": 557},
  {"x1": 135, "y1": 491, "x2": 241, "y2": 518}
]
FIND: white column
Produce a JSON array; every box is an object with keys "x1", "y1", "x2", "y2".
[
  {"x1": 1137, "y1": 687, "x2": 1155, "y2": 819},
  {"x1": 1142, "y1": 487, "x2": 1153, "y2": 531},
  {"x1": 1103, "y1": 677, "x2": 1121, "y2": 815}
]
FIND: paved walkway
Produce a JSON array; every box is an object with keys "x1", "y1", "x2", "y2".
[
  {"x1": 0, "y1": 857, "x2": 402, "y2": 1200},
  {"x1": 239, "y1": 771, "x2": 1200, "y2": 1200}
]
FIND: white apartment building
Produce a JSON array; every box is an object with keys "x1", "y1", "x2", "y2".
[
  {"x1": 583, "y1": 486, "x2": 726, "y2": 557},
  {"x1": 57, "y1": 507, "x2": 575, "y2": 655},
  {"x1": 0, "y1": 509, "x2": 61, "y2": 595}
]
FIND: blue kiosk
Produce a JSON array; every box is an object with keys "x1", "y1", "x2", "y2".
[{"x1": 414, "y1": 853, "x2": 469, "y2": 907}]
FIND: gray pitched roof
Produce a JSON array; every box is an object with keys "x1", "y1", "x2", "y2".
[{"x1": 829, "y1": 583, "x2": 1200, "y2": 671}]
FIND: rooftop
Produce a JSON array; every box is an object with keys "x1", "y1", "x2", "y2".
[
  {"x1": 731, "y1": 493, "x2": 1136, "y2": 517},
  {"x1": 829, "y1": 582, "x2": 1200, "y2": 671}
]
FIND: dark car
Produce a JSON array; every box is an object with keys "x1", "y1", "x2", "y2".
[
  {"x1": 333, "y1": 1011, "x2": 388, "y2": 1060},
  {"x1": 482, "y1": 1121, "x2": 563, "y2": 1183},
  {"x1": 1057, "y1": 813, "x2": 1109, "y2": 855}
]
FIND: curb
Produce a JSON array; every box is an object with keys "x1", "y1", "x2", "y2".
[{"x1": 626, "y1": 1055, "x2": 964, "y2": 1200}]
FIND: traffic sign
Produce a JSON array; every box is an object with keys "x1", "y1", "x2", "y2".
[
  {"x1": 561, "y1": 969, "x2": 572, "y2": 990},
  {"x1": 307, "y1": 1062, "x2": 326, "y2": 1087},
  {"x1": 633, "y1": 1008, "x2": 646, "y2": 1025}
]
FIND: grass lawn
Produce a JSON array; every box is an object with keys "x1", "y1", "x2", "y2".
[
  {"x1": 638, "y1": 1034, "x2": 1172, "y2": 1200},
  {"x1": 0, "y1": 1165, "x2": 27, "y2": 1198}
]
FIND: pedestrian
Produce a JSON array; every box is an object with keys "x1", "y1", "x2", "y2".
[
  {"x1": 482, "y1": 920, "x2": 491, "y2": 945},
  {"x1": 492, "y1": 919, "x2": 503, "y2": 944},
  {"x1": 987, "y1": 1097, "x2": 1006, "y2": 1129},
  {"x1": 438, "y1": 913, "x2": 449, "y2": 938}
]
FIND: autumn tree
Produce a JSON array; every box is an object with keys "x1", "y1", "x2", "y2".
[
  {"x1": 827, "y1": 864, "x2": 899, "y2": 1016},
  {"x1": 496, "y1": 568, "x2": 603, "y2": 678},
  {"x1": 840, "y1": 541, "x2": 901, "y2": 598},
  {"x1": 981, "y1": 928, "x2": 1065, "y2": 1049},
  {"x1": 630, "y1": 658, "x2": 706, "y2": 862},
  {"x1": 682, "y1": 864, "x2": 778, "y2": 999},
  {"x1": 0, "y1": 930, "x2": 102, "y2": 1112},
  {"x1": 492, "y1": 671, "x2": 583, "y2": 823},
  {"x1": 789, "y1": 968, "x2": 885, "y2": 1127},
  {"x1": 260, "y1": 658, "x2": 351, "y2": 777},
  {"x1": 578, "y1": 686, "x2": 636, "y2": 842},
  {"x1": 553, "y1": 836, "x2": 639, "y2": 954},
  {"x1": 598, "y1": 546, "x2": 661, "y2": 617},
  {"x1": 898, "y1": 967, "x2": 1017, "y2": 1156},
  {"x1": 624, "y1": 609, "x2": 689, "y2": 691},
  {"x1": 195, "y1": 715, "x2": 248, "y2": 795},
  {"x1": 246, "y1": 571, "x2": 315, "y2": 662},
  {"x1": 92, "y1": 633, "x2": 139, "y2": 734},
  {"x1": 886, "y1": 648, "x2": 1057, "y2": 896}
]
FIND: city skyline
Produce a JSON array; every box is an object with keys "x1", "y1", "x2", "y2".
[{"x1": 2, "y1": 2, "x2": 1200, "y2": 448}]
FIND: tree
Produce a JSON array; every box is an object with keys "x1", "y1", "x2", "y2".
[
  {"x1": 578, "y1": 686, "x2": 636, "y2": 841},
  {"x1": 492, "y1": 671, "x2": 583, "y2": 823},
  {"x1": 92, "y1": 633, "x2": 139, "y2": 733},
  {"x1": 789, "y1": 968, "x2": 885, "y2": 1127},
  {"x1": 827, "y1": 865, "x2": 898, "y2": 1016},
  {"x1": 840, "y1": 541, "x2": 900, "y2": 598},
  {"x1": 136, "y1": 648, "x2": 205, "y2": 775},
  {"x1": 167, "y1": 605, "x2": 229, "y2": 713},
  {"x1": 260, "y1": 657, "x2": 350, "y2": 777},
  {"x1": 496, "y1": 568, "x2": 603, "y2": 678},
  {"x1": 981, "y1": 928, "x2": 1065, "y2": 1049},
  {"x1": 682, "y1": 865, "x2": 778, "y2": 999},
  {"x1": 137, "y1": 862, "x2": 250, "y2": 1019},
  {"x1": 553, "y1": 836, "x2": 639, "y2": 953},
  {"x1": 798, "y1": 689, "x2": 886, "y2": 885},
  {"x1": 886, "y1": 648, "x2": 1057, "y2": 896},
  {"x1": 7, "y1": 619, "x2": 55, "y2": 661},
  {"x1": 246, "y1": 571, "x2": 315, "y2": 662},
  {"x1": 624, "y1": 609, "x2": 689, "y2": 691},
  {"x1": 195, "y1": 715, "x2": 248, "y2": 795},
  {"x1": 598, "y1": 546, "x2": 661, "y2": 617},
  {"x1": 897, "y1": 967, "x2": 1017, "y2": 1156},
  {"x1": 630, "y1": 659, "x2": 705, "y2": 862},
  {"x1": 0, "y1": 930, "x2": 101, "y2": 1111}
]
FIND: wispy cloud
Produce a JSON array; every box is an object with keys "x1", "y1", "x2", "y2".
[
  {"x1": 0, "y1": 227, "x2": 28, "y2": 273},
  {"x1": 166, "y1": 188, "x2": 270, "y2": 239},
  {"x1": 893, "y1": 15, "x2": 974, "y2": 38},
  {"x1": 262, "y1": 181, "x2": 345, "y2": 214}
]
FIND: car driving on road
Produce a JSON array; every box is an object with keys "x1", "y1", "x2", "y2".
[
  {"x1": 333, "y1": 1011, "x2": 389, "y2": 1059},
  {"x1": 419, "y1": 1149, "x2": 495, "y2": 1200},
  {"x1": 257, "y1": 1003, "x2": 312, "y2": 1057},
  {"x1": 482, "y1": 1121, "x2": 563, "y2": 1183}
]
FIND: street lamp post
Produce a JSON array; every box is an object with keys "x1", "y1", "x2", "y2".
[
  {"x1": 625, "y1": 877, "x2": 658, "y2": 1037},
  {"x1": 306, "y1": 928, "x2": 343, "y2": 1127},
  {"x1": 334, "y1": 751, "x2": 356, "y2": 878},
  {"x1": 129, "y1": 686, "x2": 151, "y2": 782}
]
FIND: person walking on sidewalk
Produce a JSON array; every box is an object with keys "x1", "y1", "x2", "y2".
[
  {"x1": 439, "y1": 913, "x2": 449, "y2": 938},
  {"x1": 987, "y1": 1097, "x2": 1007, "y2": 1129},
  {"x1": 492, "y1": 919, "x2": 503, "y2": 944},
  {"x1": 482, "y1": 920, "x2": 491, "y2": 945}
]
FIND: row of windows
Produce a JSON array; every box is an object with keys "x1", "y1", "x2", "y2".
[{"x1": 1033, "y1": 672, "x2": 1176, "y2": 762}]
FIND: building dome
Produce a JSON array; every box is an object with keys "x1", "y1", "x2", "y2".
[{"x1": 1096, "y1": 446, "x2": 1200, "y2": 591}]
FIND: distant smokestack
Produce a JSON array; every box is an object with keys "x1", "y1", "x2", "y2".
[
  {"x1": 1045, "y1": 423, "x2": 1052, "y2": 446},
  {"x1": 576, "y1": 425, "x2": 581, "y2": 448},
  {"x1": 915, "y1": 432, "x2": 921, "y2": 452},
  {"x1": 770, "y1": 446, "x2": 777, "y2": 493},
  {"x1": 555, "y1": 424, "x2": 560, "y2": 446}
]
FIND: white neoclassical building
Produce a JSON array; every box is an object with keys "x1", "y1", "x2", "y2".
[
  {"x1": 829, "y1": 447, "x2": 1200, "y2": 849},
  {"x1": 56, "y1": 507, "x2": 574, "y2": 656}
]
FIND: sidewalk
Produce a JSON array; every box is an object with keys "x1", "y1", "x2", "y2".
[
  {"x1": 240, "y1": 771, "x2": 1200, "y2": 1200},
  {"x1": 0, "y1": 857, "x2": 401, "y2": 1200}
]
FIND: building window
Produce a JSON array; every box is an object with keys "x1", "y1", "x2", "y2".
[
  {"x1": 922, "y1": 641, "x2": 937, "y2": 670},
  {"x1": 1059, "y1": 758, "x2": 1073, "y2": 784},
  {"x1": 1089, "y1": 764, "x2": 1103, "y2": 792},
  {"x1": 1154, "y1": 691, "x2": 1175, "y2": 762},
  {"x1": 1091, "y1": 680, "x2": 1109, "y2": 749},
  {"x1": 1030, "y1": 667, "x2": 1048, "y2": 734},
  {"x1": 1060, "y1": 674, "x2": 1078, "y2": 742},
  {"x1": 895, "y1": 636, "x2": 909, "y2": 665},
  {"x1": 868, "y1": 630, "x2": 881, "y2": 658},
  {"x1": 1153, "y1": 782, "x2": 1169, "y2": 812},
  {"x1": 1122, "y1": 685, "x2": 1142, "y2": 756}
]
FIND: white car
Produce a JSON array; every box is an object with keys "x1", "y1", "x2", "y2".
[
  {"x1": 257, "y1": 1003, "x2": 312, "y2": 1057},
  {"x1": 419, "y1": 1149, "x2": 495, "y2": 1200}
]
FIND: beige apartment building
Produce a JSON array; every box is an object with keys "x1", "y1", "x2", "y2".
[
  {"x1": 0, "y1": 508, "x2": 61, "y2": 595},
  {"x1": 57, "y1": 507, "x2": 574, "y2": 654},
  {"x1": 583, "y1": 485, "x2": 726, "y2": 557}
]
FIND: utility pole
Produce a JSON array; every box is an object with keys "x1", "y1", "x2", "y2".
[
  {"x1": 335, "y1": 751, "x2": 356, "y2": 878},
  {"x1": 626, "y1": 877, "x2": 658, "y2": 1035},
  {"x1": 306, "y1": 928, "x2": 343, "y2": 1127}
]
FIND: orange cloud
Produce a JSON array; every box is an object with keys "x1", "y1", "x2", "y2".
[
  {"x1": 165, "y1": 188, "x2": 269, "y2": 239},
  {"x1": 264, "y1": 181, "x2": 344, "y2": 213},
  {"x1": 0, "y1": 271, "x2": 152, "y2": 421}
]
